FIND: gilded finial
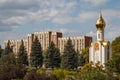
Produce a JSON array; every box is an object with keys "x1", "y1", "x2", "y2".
[
  {"x1": 96, "y1": 10, "x2": 106, "y2": 30},
  {"x1": 99, "y1": 9, "x2": 102, "y2": 18}
]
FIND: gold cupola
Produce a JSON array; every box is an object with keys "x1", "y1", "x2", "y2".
[{"x1": 96, "y1": 11, "x2": 106, "y2": 30}]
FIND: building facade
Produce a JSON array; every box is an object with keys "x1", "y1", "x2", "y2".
[
  {"x1": 4, "y1": 39, "x2": 28, "y2": 57},
  {"x1": 27, "y1": 33, "x2": 34, "y2": 57},
  {"x1": 89, "y1": 11, "x2": 112, "y2": 67},
  {"x1": 58, "y1": 36, "x2": 92, "y2": 53},
  {"x1": 5, "y1": 31, "x2": 63, "y2": 56},
  {"x1": 4, "y1": 31, "x2": 92, "y2": 57},
  {"x1": 33, "y1": 31, "x2": 62, "y2": 50}
]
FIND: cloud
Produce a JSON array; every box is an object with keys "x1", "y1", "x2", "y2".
[
  {"x1": 101, "y1": 10, "x2": 120, "y2": 41},
  {"x1": 52, "y1": 17, "x2": 73, "y2": 24},
  {"x1": 0, "y1": 0, "x2": 119, "y2": 46},
  {"x1": 0, "y1": 0, "x2": 40, "y2": 31},
  {"x1": 86, "y1": 9, "x2": 120, "y2": 41},
  {"x1": 51, "y1": 1, "x2": 77, "y2": 24},
  {"x1": 0, "y1": 0, "x2": 118, "y2": 28},
  {"x1": 81, "y1": 0, "x2": 108, "y2": 7},
  {"x1": 105, "y1": 24, "x2": 120, "y2": 41},
  {"x1": 103, "y1": 10, "x2": 120, "y2": 23},
  {"x1": 77, "y1": 11, "x2": 97, "y2": 23},
  {"x1": 1, "y1": 0, "x2": 118, "y2": 32},
  {"x1": 76, "y1": 9, "x2": 120, "y2": 24},
  {"x1": 87, "y1": 31, "x2": 96, "y2": 37},
  {"x1": 0, "y1": 0, "x2": 78, "y2": 31}
]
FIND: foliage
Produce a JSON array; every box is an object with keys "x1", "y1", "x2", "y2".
[
  {"x1": 105, "y1": 55, "x2": 120, "y2": 74},
  {"x1": 3, "y1": 41, "x2": 13, "y2": 55},
  {"x1": 0, "y1": 73, "x2": 11, "y2": 80},
  {"x1": 112, "y1": 36, "x2": 120, "y2": 57},
  {"x1": 0, "y1": 53, "x2": 16, "y2": 67},
  {"x1": 9, "y1": 65, "x2": 27, "y2": 79},
  {"x1": 53, "y1": 69, "x2": 77, "y2": 80},
  {"x1": 78, "y1": 54, "x2": 85, "y2": 66},
  {"x1": 0, "y1": 65, "x2": 26, "y2": 79},
  {"x1": 37, "y1": 69, "x2": 46, "y2": 74},
  {"x1": 116, "y1": 74, "x2": 120, "y2": 80},
  {"x1": 45, "y1": 41, "x2": 61, "y2": 68},
  {"x1": 37, "y1": 68, "x2": 77, "y2": 80},
  {"x1": 23, "y1": 72, "x2": 58, "y2": 80},
  {"x1": 76, "y1": 62, "x2": 117, "y2": 80},
  {"x1": 0, "y1": 45, "x2": 3, "y2": 58},
  {"x1": 0, "y1": 52, "x2": 27, "y2": 79},
  {"x1": 0, "y1": 65, "x2": 10, "y2": 73},
  {"x1": 53, "y1": 69, "x2": 65, "y2": 79},
  {"x1": 29, "y1": 67, "x2": 118, "y2": 80},
  {"x1": 107, "y1": 36, "x2": 120, "y2": 74},
  {"x1": 61, "y1": 38, "x2": 78, "y2": 69},
  {"x1": 0, "y1": 53, "x2": 17, "y2": 74},
  {"x1": 81, "y1": 47, "x2": 89, "y2": 64},
  {"x1": 17, "y1": 40, "x2": 28, "y2": 66},
  {"x1": 112, "y1": 55, "x2": 120, "y2": 74},
  {"x1": 30, "y1": 36, "x2": 43, "y2": 68},
  {"x1": 23, "y1": 72, "x2": 40, "y2": 80},
  {"x1": 27, "y1": 67, "x2": 38, "y2": 73}
]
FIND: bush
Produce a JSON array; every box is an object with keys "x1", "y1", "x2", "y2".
[
  {"x1": 23, "y1": 72, "x2": 40, "y2": 80},
  {"x1": 0, "y1": 65, "x2": 10, "y2": 73},
  {"x1": 0, "y1": 73, "x2": 11, "y2": 80},
  {"x1": 23, "y1": 72, "x2": 58, "y2": 80},
  {"x1": 53, "y1": 69, "x2": 77, "y2": 80},
  {"x1": 39, "y1": 74, "x2": 58, "y2": 80},
  {"x1": 0, "y1": 65, "x2": 27, "y2": 80},
  {"x1": 27, "y1": 67, "x2": 38, "y2": 73},
  {"x1": 9, "y1": 66, "x2": 26, "y2": 79},
  {"x1": 37, "y1": 69, "x2": 46, "y2": 74},
  {"x1": 53, "y1": 69, "x2": 67, "y2": 79}
]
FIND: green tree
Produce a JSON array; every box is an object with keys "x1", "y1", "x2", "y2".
[
  {"x1": 0, "y1": 45, "x2": 3, "y2": 58},
  {"x1": 0, "y1": 53, "x2": 16, "y2": 66},
  {"x1": 105, "y1": 55, "x2": 120, "y2": 75},
  {"x1": 61, "y1": 38, "x2": 78, "y2": 69},
  {"x1": 0, "y1": 53, "x2": 16, "y2": 72},
  {"x1": 0, "y1": 54, "x2": 26, "y2": 79},
  {"x1": 76, "y1": 62, "x2": 117, "y2": 80},
  {"x1": 81, "y1": 47, "x2": 89, "y2": 64},
  {"x1": 106, "y1": 36, "x2": 120, "y2": 74},
  {"x1": 17, "y1": 40, "x2": 28, "y2": 66},
  {"x1": 112, "y1": 36, "x2": 120, "y2": 57},
  {"x1": 45, "y1": 41, "x2": 61, "y2": 68},
  {"x1": 3, "y1": 41, "x2": 13, "y2": 55},
  {"x1": 30, "y1": 36, "x2": 43, "y2": 68},
  {"x1": 78, "y1": 54, "x2": 85, "y2": 66},
  {"x1": 112, "y1": 36, "x2": 120, "y2": 74}
]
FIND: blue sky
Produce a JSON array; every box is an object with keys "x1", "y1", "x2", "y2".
[{"x1": 0, "y1": 0, "x2": 120, "y2": 46}]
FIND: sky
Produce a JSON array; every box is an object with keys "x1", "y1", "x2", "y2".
[{"x1": 0, "y1": 0, "x2": 120, "y2": 46}]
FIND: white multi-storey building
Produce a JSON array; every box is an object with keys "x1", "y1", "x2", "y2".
[
  {"x1": 4, "y1": 31, "x2": 92, "y2": 57},
  {"x1": 58, "y1": 36, "x2": 92, "y2": 54}
]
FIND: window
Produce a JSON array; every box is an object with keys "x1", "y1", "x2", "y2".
[{"x1": 98, "y1": 34, "x2": 100, "y2": 39}]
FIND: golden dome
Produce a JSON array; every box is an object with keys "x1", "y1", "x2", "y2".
[{"x1": 96, "y1": 11, "x2": 106, "y2": 30}]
